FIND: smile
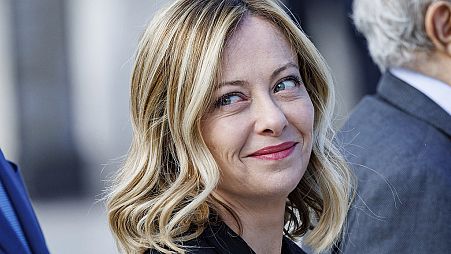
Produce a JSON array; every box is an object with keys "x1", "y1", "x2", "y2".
[{"x1": 248, "y1": 142, "x2": 298, "y2": 160}]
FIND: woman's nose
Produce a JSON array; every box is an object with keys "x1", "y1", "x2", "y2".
[{"x1": 253, "y1": 97, "x2": 288, "y2": 137}]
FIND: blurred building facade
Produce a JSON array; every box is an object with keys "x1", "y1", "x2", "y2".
[
  {"x1": 0, "y1": 0, "x2": 167, "y2": 253},
  {"x1": 0, "y1": 0, "x2": 168, "y2": 199}
]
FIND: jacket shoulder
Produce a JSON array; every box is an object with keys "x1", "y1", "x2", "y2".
[{"x1": 338, "y1": 95, "x2": 451, "y2": 253}]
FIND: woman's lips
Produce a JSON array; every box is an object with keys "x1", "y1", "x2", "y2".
[{"x1": 248, "y1": 142, "x2": 298, "y2": 160}]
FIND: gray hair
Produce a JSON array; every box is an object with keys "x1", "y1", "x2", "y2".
[{"x1": 352, "y1": 0, "x2": 442, "y2": 71}]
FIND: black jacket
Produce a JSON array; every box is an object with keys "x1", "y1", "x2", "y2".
[{"x1": 147, "y1": 222, "x2": 306, "y2": 254}]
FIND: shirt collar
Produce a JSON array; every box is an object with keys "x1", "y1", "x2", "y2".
[{"x1": 389, "y1": 67, "x2": 451, "y2": 115}]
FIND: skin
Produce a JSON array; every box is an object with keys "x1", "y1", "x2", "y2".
[
  {"x1": 201, "y1": 15, "x2": 314, "y2": 254},
  {"x1": 410, "y1": 1, "x2": 451, "y2": 86}
]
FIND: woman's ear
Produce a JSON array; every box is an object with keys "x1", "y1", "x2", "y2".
[{"x1": 425, "y1": 1, "x2": 451, "y2": 55}]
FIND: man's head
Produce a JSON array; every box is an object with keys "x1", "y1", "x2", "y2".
[{"x1": 353, "y1": 0, "x2": 451, "y2": 85}]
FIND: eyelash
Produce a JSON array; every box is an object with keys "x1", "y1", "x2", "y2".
[
  {"x1": 214, "y1": 92, "x2": 246, "y2": 108},
  {"x1": 274, "y1": 75, "x2": 302, "y2": 92}
]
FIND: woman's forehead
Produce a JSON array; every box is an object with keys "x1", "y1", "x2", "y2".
[{"x1": 220, "y1": 16, "x2": 297, "y2": 81}]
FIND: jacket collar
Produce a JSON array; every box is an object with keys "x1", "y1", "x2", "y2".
[
  {"x1": 378, "y1": 71, "x2": 451, "y2": 137},
  {"x1": 0, "y1": 150, "x2": 49, "y2": 254}
]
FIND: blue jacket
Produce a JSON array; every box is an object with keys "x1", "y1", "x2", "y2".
[{"x1": 0, "y1": 150, "x2": 49, "y2": 254}]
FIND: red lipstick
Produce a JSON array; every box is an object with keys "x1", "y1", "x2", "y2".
[{"x1": 248, "y1": 142, "x2": 297, "y2": 160}]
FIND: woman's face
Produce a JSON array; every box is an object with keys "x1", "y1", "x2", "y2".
[{"x1": 201, "y1": 16, "x2": 314, "y2": 204}]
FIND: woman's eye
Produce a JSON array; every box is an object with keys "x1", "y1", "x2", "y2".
[
  {"x1": 274, "y1": 79, "x2": 297, "y2": 93},
  {"x1": 215, "y1": 93, "x2": 243, "y2": 107}
]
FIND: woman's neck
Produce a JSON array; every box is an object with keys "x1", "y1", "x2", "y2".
[{"x1": 215, "y1": 195, "x2": 287, "y2": 254}]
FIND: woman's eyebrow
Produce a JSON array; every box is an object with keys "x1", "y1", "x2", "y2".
[
  {"x1": 270, "y1": 62, "x2": 299, "y2": 80},
  {"x1": 218, "y1": 80, "x2": 249, "y2": 88},
  {"x1": 219, "y1": 62, "x2": 299, "y2": 88}
]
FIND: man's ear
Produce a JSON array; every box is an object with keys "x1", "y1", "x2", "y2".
[{"x1": 425, "y1": 1, "x2": 451, "y2": 55}]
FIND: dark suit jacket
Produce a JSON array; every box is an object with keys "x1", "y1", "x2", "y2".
[
  {"x1": 0, "y1": 150, "x2": 49, "y2": 254},
  {"x1": 338, "y1": 72, "x2": 451, "y2": 253}
]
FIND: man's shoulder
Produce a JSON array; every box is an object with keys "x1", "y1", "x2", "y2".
[
  {"x1": 339, "y1": 95, "x2": 451, "y2": 254},
  {"x1": 338, "y1": 93, "x2": 450, "y2": 196},
  {"x1": 339, "y1": 94, "x2": 449, "y2": 165},
  {"x1": 341, "y1": 94, "x2": 426, "y2": 138}
]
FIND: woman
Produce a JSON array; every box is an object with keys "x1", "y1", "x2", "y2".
[{"x1": 107, "y1": 0, "x2": 354, "y2": 253}]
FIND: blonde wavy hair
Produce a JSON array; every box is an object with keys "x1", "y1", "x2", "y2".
[{"x1": 107, "y1": 0, "x2": 354, "y2": 253}]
